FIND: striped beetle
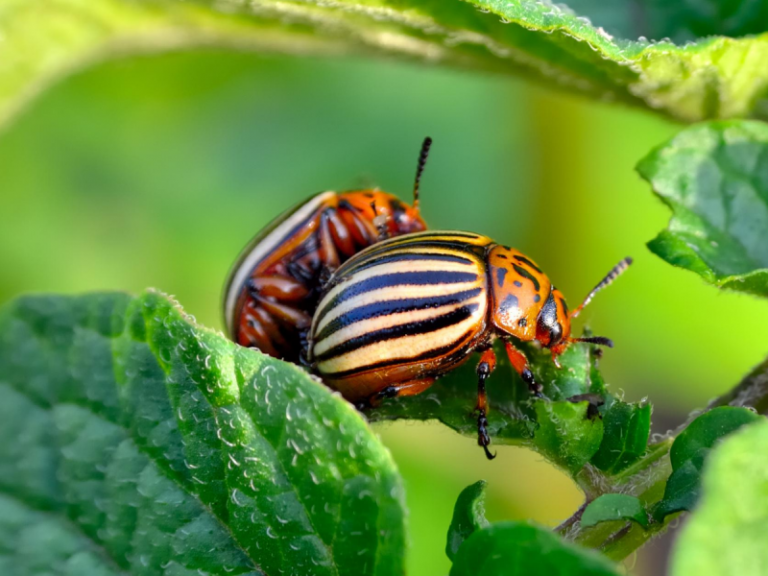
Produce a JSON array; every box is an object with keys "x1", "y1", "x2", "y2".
[
  {"x1": 223, "y1": 138, "x2": 432, "y2": 363},
  {"x1": 307, "y1": 231, "x2": 631, "y2": 459}
]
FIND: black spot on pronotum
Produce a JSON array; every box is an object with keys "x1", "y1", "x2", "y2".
[
  {"x1": 501, "y1": 294, "x2": 519, "y2": 313},
  {"x1": 518, "y1": 318, "x2": 527, "y2": 327},
  {"x1": 496, "y1": 268, "x2": 507, "y2": 287},
  {"x1": 514, "y1": 280, "x2": 522, "y2": 288},
  {"x1": 512, "y1": 264, "x2": 540, "y2": 292},
  {"x1": 533, "y1": 294, "x2": 541, "y2": 303}
]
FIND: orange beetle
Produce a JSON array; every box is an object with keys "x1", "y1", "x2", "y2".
[
  {"x1": 308, "y1": 231, "x2": 631, "y2": 458},
  {"x1": 223, "y1": 139, "x2": 431, "y2": 363}
]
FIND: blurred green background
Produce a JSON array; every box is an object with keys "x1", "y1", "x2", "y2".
[{"x1": 1, "y1": 50, "x2": 767, "y2": 575}]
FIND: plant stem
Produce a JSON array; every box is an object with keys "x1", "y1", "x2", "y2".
[{"x1": 557, "y1": 355, "x2": 768, "y2": 559}]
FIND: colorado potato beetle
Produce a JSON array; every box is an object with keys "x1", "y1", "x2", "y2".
[
  {"x1": 223, "y1": 138, "x2": 432, "y2": 363},
  {"x1": 307, "y1": 231, "x2": 631, "y2": 459}
]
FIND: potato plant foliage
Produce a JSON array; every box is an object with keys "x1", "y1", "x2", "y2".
[{"x1": 3, "y1": 0, "x2": 768, "y2": 574}]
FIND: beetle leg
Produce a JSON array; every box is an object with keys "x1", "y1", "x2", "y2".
[
  {"x1": 248, "y1": 274, "x2": 309, "y2": 301},
  {"x1": 247, "y1": 281, "x2": 312, "y2": 329},
  {"x1": 357, "y1": 378, "x2": 437, "y2": 410},
  {"x1": 240, "y1": 310, "x2": 281, "y2": 358},
  {"x1": 325, "y1": 208, "x2": 356, "y2": 257},
  {"x1": 251, "y1": 306, "x2": 290, "y2": 354},
  {"x1": 286, "y1": 261, "x2": 315, "y2": 284},
  {"x1": 318, "y1": 210, "x2": 341, "y2": 270},
  {"x1": 503, "y1": 340, "x2": 543, "y2": 397},
  {"x1": 476, "y1": 348, "x2": 497, "y2": 460}
]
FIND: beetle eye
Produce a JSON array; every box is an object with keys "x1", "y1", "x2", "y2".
[
  {"x1": 537, "y1": 290, "x2": 563, "y2": 348},
  {"x1": 549, "y1": 322, "x2": 563, "y2": 345}
]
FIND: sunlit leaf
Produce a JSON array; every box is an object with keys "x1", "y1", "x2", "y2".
[
  {"x1": 638, "y1": 121, "x2": 768, "y2": 297},
  {"x1": 0, "y1": 291, "x2": 406, "y2": 575},
  {"x1": 671, "y1": 418, "x2": 768, "y2": 576},
  {"x1": 3, "y1": 0, "x2": 768, "y2": 130}
]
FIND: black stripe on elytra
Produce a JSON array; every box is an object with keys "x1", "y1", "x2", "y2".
[
  {"x1": 316, "y1": 303, "x2": 479, "y2": 362},
  {"x1": 315, "y1": 288, "x2": 482, "y2": 342},
  {"x1": 355, "y1": 239, "x2": 484, "y2": 263},
  {"x1": 513, "y1": 264, "x2": 540, "y2": 292},
  {"x1": 344, "y1": 251, "x2": 474, "y2": 275},
  {"x1": 321, "y1": 326, "x2": 478, "y2": 378},
  {"x1": 513, "y1": 255, "x2": 542, "y2": 273},
  {"x1": 316, "y1": 270, "x2": 478, "y2": 321}
]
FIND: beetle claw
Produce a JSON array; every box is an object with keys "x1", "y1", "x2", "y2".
[{"x1": 481, "y1": 443, "x2": 497, "y2": 460}]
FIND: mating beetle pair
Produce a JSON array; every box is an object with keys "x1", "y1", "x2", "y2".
[
  {"x1": 223, "y1": 139, "x2": 430, "y2": 363},
  {"x1": 224, "y1": 139, "x2": 631, "y2": 459}
]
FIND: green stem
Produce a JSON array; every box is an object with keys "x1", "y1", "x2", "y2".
[{"x1": 558, "y1": 355, "x2": 768, "y2": 559}]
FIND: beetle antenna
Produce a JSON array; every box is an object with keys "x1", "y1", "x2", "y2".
[
  {"x1": 570, "y1": 257, "x2": 632, "y2": 318},
  {"x1": 570, "y1": 336, "x2": 614, "y2": 348},
  {"x1": 413, "y1": 137, "x2": 432, "y2": 214}
]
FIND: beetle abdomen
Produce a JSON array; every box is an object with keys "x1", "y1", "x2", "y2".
[{"x1": 310, "y1": 232, "x2": 491, "y2": 400}]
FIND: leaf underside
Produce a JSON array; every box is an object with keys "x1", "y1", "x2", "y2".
[
  {"x1": 639, "y1": 121, "x2": 768, "y2": 298},
  {"x1": 3, "y1": 0, "x2": 768, "y2": 132},
  {"x1": 0, "y1": 291, "x2": 406, "y2": 576}
]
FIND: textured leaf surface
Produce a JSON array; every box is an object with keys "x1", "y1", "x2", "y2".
[
  {"x1": 639, "y1": 121, "x2": 768, "y2": 297},
  {"x1": 445, "y1": 481, "x2": 490, "y2": 561},
  {"x1": 671, "y1": 419, "x2": 768, "y2": 576},
  {"x1": 654, "y1": 406, "x2": 761, "y2": 521},
  {"x1": 449, "y1": 522, "x2": 621, "y2": 576},
  {"x1": 370, "y1": 340, "x2": 609, "y2": 473},
  {"x1": 565, "y1": 0, "x2": 768, "y2": 44},
  {"x1": 533, "y1": 400, "x2": 604, "y2": 475},
  {"x1": 0, "y1": 292, "x2": 406, "y2": 576},
  {"x1": 4, "y1": 1, "x2": 768, "y2": 130},
  {"x1": 580, "y1": 494, "x2": 648, "y2": 529},
  {"x1": 590, "y1": 400, "x2": 651, "y2": 473}
]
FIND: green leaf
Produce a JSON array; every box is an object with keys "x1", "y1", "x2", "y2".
[
  {"x1": 590, "y1": 400, "x2": 652, "y2": 474},
  {"x1": 445, "y1": 481, "x2": 490, "y2": 561},
  {"x1": 4, "y1": 1, "x2": 768, "y2": 131},
  {"x1": 671, "y1": 419, "x2": 768, "y2": 576},
  {"x1": 533, "y1": 400, "x2": 604, "y2": 475},
  {"x1": 581, "y1": 494, "x2": 648, "y2": 529},
  {"x1": 670, "y1": 406, "x2": 761, "y2": 470},
  {"x1": 0, "y1": 291, "x2": 406, "y2": 575},
  {"x1": 638, "y1": 121, "x2": 768, "y2": 297},
  {"x1": 370, "y1": 340, "x2": 607, "y2": 473},
  {"x1": 565, "y1": 0, "x2": 768, "y2": 43},
  {"x1": 654, "y1": 406, "x2": 761, "y2": 521},
  {"x1": 449, "y1": 522, "x2": 622, "y2": 576}
]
